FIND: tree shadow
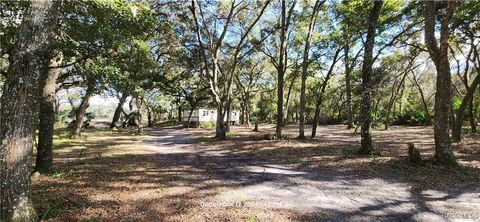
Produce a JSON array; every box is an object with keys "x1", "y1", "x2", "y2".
[{"x1": 31, "y1": 125, "x2": 480, "y2": 221}]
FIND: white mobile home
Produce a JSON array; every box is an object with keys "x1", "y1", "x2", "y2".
[{"x1": 183, "y1": 108, "x2": 239, "y2": 127}]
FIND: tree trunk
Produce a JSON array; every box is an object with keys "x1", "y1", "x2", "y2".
[
  {"x1": 469, "y1": 97, "x2": 476, "y2": 132},
  {"x1": 311, "y1": 97, "x2": 322, "y2": 138},
  {"x1": 342, "y1": 13, "x2": 355, "y2": 130},
  {"x1": 0, "y1": 0, "x2": 59, "y2": 220},
  {"x1": 384, "y1": 81, "x2": 397, "y2": 130},
  {"x1": 284, "y1": 73, "x2": 297, "y2": 127},
  {"x1": 452, "y1": 73, "x2": 480, "y2": 141},
  {"x1": 177, "y1": 99, "x2": 182, "y2": 123},
  {"x1": 372, "y1": 96, "x2": 381, "y2": 127},
  {"x1": 358, "y1": 0, "x2": 382, "y2": 155},
  {"x1": 311, "y1": 48, "x2": 342, "y2": 138},
  {"x1": 450, "y1": 103, "x2": 456, "y2": 136},
  {"x1": 385, "y1": 72, "x2": 408, "y2": 130},
  {"x1": 345, "y1": 44, "x2": 354, "y2": 129},
  {"x1": 245, "y1": 94, "x2": 251, "y2": 126},
  {"x1": 424, "y1": 0, "x2": 457, "y2": 164},
  {"x1": 110, "y1": 93, "x2": 128, "y2": 129},
  {"x1": 191, "y1": 0, "x2": 270, "y2": 140},
  {"x1": 276, "y1": 0, "x2": 287, "y2": 139},
  {"x1": 410, "y1": 73, "x2": 432, "y2": 126},
  {"x1": 298, "y1": 0, "x2": 320, "y2": 139},
  {"x1": 147, "y1": 108, "x2": 153, "y2": 128},
  {"x1": 136, "y1": 96, "x2": 144, "y2": 134},
  {"x1": 216, "y1": 106, "x2": 226, "y2": 139},
  {"x1": 72, "y1": 79, "x2": 94, "y2": 138},
  {"x1": 226, "y1": 98, "x2": 232, "y2": 132},
  {"x1": 241, "y1": 95, "x2": 247, "y2": 125},
  {"x1": 290, "y1": 103, "x2": 296, "y2": 122},
  {"x1": 35, "y1": 54, "x2": 63, "y2": 173},
  {"x1": 186, "y1": 106, "x2": 195, "y2": 128}
]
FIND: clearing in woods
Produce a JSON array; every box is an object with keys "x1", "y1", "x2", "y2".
[{"x1": 32, "y1": 124, "x2": 480, "y2": 221}]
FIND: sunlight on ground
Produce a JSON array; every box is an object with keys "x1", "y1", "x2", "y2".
[{"x1": 31, "y1": 125, "x2": 480, "y2": 221}]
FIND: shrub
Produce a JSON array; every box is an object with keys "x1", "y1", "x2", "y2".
[
  {"x1": 199, "y1": 121, "x2": 215, "y2": 128},
  {"x1": 391, "y1": 109, "x2": 426, "y2": 126}
]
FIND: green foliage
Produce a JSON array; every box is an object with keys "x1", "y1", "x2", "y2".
[
  {"x1": 453, "y1": 98, "x2": 462, "y2": 112},
  {"x1": 254, "y1": 91, "x2": 277, "y2": 123},
  {"x1": 51, "y1": 170, "x2": 75, "y2": 180},
  {"x1": 199, "y1": 121, "x2": 216, "y2": 129},
  {"x1": 56, "y1": 110, "x2": 71, "y2": 125},
  {"x1": 391, "y1": 108, "x2": 427, "y2": 126},
  {"x1": 0, "y1": 1, "x2": 28, "y2": 57},
  {"x1": 245, "y1": 215, "x2": 259, "y2": 222}
]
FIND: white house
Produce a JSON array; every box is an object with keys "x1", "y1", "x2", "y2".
[{"x1": 183, "y1": 108, "x2": 239, "y2": 127}]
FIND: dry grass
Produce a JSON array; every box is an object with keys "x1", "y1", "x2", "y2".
[
  {"x1": 192, "y1": 124, "x2": 480, "y2": 189},
  {"x1": 31, "y1": 125, "x2": 480, "y2": 221},
  {"x1": 33, "y1": 128, "x2": 178, "y2": 221}
]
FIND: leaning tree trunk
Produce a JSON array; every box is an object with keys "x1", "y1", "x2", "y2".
[
  {"x1": 385, "y1": 72, "x2": 408, "y2": 130},
  {"x1": 110, "y1": 93, "x2": 129, "y2": 129},
  {"x1": 283, "y1": 73, "x2": 297, "y2": 127},
  {"x1": 0, "y1": 1, "x2": 59, "y2": 220},
  {"x1": 345, "y1": 45, "x2": 354, "y2": 129},
  {"x1": 358, "y1": 0, "x2": 382, "y2": 155},
  {"x1": 424, "y1": 0, "x2": 457, "y2": 164},
  {"x1": 311, "y1": 48, "x2": 342, "y2": 138},
  {"x1": 411, "y1": 72, "x2": 432, "y2": 126},
  {"x1": 35, "y1": 54, "x2": 63, "y2": 173},
  {"x1": 384, "y1": 82, "x2": 398, "y2": 130},
  {"x1": 452, "y1": 73, "x2": 480, "y2": 141},
  {"x1": 469, "y1": 98, "x2": 476, "y2": 132},
  {"x1": 299, "y1": 0, "x2": 322, "y2": 139},
  {"x1": 72, "y1": 79, "x2": 94, "y2": 138},
  {"x1": 384, "y1": 101, "x2": 394, "y2": 130},
  {"x1": 450, "y1": 104, "x2": 456, "y2": 137},
  {"x1": 186, "y1": 106, "x2": 195, "y2": 128}
]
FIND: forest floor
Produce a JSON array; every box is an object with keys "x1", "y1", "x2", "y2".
[{"x1": 32, "y1": 124, "x2": 480, "y2": 222}]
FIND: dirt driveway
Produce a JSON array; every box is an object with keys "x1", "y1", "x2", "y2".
[
  {"x1": 32, "y1": 125, "x2": 480, "y2": 221},
  {"x1": 143, "y1": 126, "x2": 480, "y2": 222}
]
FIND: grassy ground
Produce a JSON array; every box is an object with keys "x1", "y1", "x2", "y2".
[
  {"x1": 31, "y1": 124, "x2": 480, "y2": 221},
  {"x1": 32, "y1": 128, "x2": 163, "y2": 221}
]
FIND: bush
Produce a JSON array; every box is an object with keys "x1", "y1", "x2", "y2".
[
  {"x1": 199, "y1": 121, "x2": 215, "y2": 128},
  {"x1": 122, "y1": 111, "x2": 140, "y2": 127},
  {"x1": 391, "y1": 109, "x2": 425, "y2": 126},
  {"x1": 83, "y1": 112, "x2": 96, "y2": 128},
  {"x1": 66, "y1": 111, "x2": 96, "y2": 129},
  {"x1": 56, "y1": 109, "x2": 71, "y2": 125}
]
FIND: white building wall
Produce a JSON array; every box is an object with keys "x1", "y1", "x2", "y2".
[
  {"x1": 199, "y1": 109, "x2": 216, "y2": 122},
  {"x1": 184, "y1": 108, "x2": 240, "y2": 123}
]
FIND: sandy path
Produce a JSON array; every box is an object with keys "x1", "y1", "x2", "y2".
[{"x1": 145, "y1": 127, "x2": 480, "y2": 222}]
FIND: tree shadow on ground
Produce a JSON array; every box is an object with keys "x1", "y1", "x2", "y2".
[{"x1": 32, "y1": 125, "x2": 480, "y2": 221}]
